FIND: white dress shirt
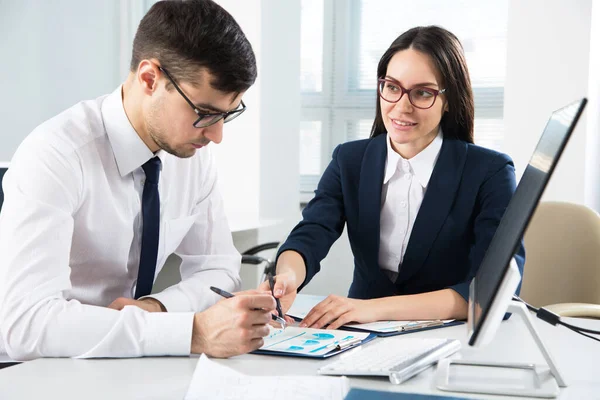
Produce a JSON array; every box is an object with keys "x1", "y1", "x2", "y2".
[
  {"x1": 0, "y1": 87, "x2": 241, "y2": 360},
  {"x1": 379, "y1": 130, "x2": 443, "y2": 280}
]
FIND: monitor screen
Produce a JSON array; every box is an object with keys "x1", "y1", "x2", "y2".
[{"x1": 468, "y1": 98, "x2": 587, "y2": 347}]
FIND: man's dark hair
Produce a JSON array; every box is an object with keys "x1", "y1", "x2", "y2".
[
  {"x1": 370, "y1": 26, "x2": 474, "y2": 143},
  {"x1": 130, "y1": 0, "x2": 257, "y2": 93}
]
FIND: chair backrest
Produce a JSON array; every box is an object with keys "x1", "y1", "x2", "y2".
[{"x1": 521, "y1": 201, "x2": 600, "y2": 307}]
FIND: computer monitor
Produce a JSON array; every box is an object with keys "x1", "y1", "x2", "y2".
[
  {"x1": 0, "y1": 163, "x2": 8, "y2": 212},
  {"x1": 436, "y1": 98, "x2": 587, "y2": 398},
  {"x1": 468, "y1": 98, "x2": 587, "y2": 348}
]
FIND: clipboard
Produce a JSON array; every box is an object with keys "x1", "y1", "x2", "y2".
[
  {"x1": 286, "y1": 314, "x2": 463, "y2": 337},
  {"x1": 340, "y1": 320, "x2": 464, "y2": 337},
  {"x1": 286, "y1": 295, "x2": 463, "y2": 337},
  {"x1": 252, "y1": 327, "x2": 378, "y2": 359}
]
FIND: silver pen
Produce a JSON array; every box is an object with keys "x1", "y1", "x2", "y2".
[{"x1": 400, "y1": 320, "x2": 444, "y2": 332}]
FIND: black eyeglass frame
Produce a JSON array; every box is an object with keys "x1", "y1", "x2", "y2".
[{"x1": 158, "y1": 66, "x2": 246, "y2": 128}]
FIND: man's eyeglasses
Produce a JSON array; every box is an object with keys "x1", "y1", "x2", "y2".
[
  {"x1": 377, "y1": 78, "x2": 446, "y2": 110},
  {"x1": 158, "y1": 66, "x2": 246, "y2": 128}
]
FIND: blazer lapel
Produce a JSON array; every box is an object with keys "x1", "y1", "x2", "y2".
[
  {"x1": 397, "y1": 138, "x2": 468, "y2": 284},
  {"x1": 357, "y1": 134, "x2": 387, "y2": 283}
]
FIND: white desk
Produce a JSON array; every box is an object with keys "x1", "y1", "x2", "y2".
[{"x1": 0, "y1": 312, "x2": 598, "y2": 399}]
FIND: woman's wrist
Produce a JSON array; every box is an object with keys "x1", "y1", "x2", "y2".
[
  {"x1": 368, "y1": 297, "x2": 393, "y2": 320},
  {"x1": 276, "y1": 250, "x2": 306, "y2": 286}
]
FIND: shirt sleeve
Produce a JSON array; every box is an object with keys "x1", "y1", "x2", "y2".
[
  {"x1": 149, "y1": 148, "x2": 242, "y2": 313},
  {"x1": 0, "y1": 138, "x2": 193, "y2": 360}
]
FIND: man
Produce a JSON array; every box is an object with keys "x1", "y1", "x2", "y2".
[{"x1": 0, "y1": 0, "x2": 274, "y2": 360}]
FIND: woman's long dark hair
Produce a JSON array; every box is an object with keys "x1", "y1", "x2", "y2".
[{"x1": 370, "y1": 26, "x2": 474, "y2": 143}]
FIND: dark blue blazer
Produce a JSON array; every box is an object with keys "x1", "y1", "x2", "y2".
[{"x1": 278, "y1": 134, "x2": 525, "y2": 301}]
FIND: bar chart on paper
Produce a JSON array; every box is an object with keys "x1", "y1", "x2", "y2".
[{"x1": 258, "y1": 326, "x2": 371, "y2": 357}]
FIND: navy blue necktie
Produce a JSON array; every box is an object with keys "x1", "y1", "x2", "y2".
[{"x1": 135, "y1": 157, "x2": 161, "y2": 299}]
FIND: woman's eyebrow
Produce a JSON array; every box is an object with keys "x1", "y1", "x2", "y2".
[{"x1": 384, "y1": 76, "x2": 439, "y2": 87}]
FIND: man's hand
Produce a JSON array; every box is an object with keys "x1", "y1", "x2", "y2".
[
  {"x1": 191, "y1": 293, "x2": 276, "y2": 358},
  {"x1": 300, "y1": 295, "x2": 377, "y2": 330},
  {"x1": 108, "y1": 297, "x2": 166, "y2": 312}
]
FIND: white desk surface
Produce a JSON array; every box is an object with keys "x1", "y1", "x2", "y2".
[{"x1": 0, "y1": 307, "x2": 598, "y2": 400}]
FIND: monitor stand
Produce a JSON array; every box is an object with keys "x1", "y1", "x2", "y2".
[{"x1": 435, "y1": 301, "x2": 566, "y2": 398}]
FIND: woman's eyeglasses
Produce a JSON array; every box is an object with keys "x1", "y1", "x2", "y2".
[{"x1": 377, "y1": 78, "x2": 445, "y2": 110}]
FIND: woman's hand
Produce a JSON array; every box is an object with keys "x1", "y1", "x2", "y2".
[
  {"x1": 256, "y1": 250, "x2": 307, "y2": 325},
  {"x1": 257, "y1": 270, "x2": 298, "y2": 325},
  {"x1": 300, "y1": 295, "x2": 379, "y2": 330}
]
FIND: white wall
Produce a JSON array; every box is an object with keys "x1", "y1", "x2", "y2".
[
  {"x1": 0, "y1": 0, "x2": 123, "y2": 162},
  {"x1": 214, "y1": 0, "x2": 301, "y2": 231},
  {"x1": 258, "y1": 0, "x2": 301, "y2": 222},
  {"x1": 211, "y1": 0, "x2": 262, "y2": 225},
  {"x1": 504, "y1": 0, "x2": 593, "y2": 205}
]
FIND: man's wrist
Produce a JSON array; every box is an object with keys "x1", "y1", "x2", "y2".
[
  {"x1": 191, "y1": 312, "x2": 207, "y2": 354},
  {"x1": 141, "y1": 297, "x2": 167, "y2": 312}
]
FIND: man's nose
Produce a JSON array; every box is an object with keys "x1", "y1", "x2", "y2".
[{"x1": 203, "y1": 120, "x2": 224, "y2": 144}]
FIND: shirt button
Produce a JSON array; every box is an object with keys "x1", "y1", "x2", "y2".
[
  {"x1": 400, "y1": 201, "x2": 407, "y2": 208},
  {"x1": 404, "y1": 174, "x2": 411, "y2": 181},
  {"x1": 402, "y1": 160, "x2": 409, "y2": 168}
]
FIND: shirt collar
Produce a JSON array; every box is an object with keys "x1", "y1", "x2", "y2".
[
  {"x1": 410, "y1": 129, "x2": 443, "y2": 188},
  {"x1": 102, "y1": 86, "x2": 156, "y2": 177},
  {"x1": 384, "y1": 135, "x2": 403, "y2": 184},
  {"x1": 383, "y1": 128, "x2": 444, "y2": 188}
]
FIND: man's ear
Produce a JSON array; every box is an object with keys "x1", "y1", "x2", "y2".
[{"x1": 137, "y1": 60, "x2": 160, "y2": 95}]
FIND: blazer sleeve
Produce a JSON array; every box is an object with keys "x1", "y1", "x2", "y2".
[
  {"x1": 277, "y1": 145, "x2": 347, "y2": 290},
  {"x1": 448, "y1": 153, "x2": 526, "y2": 301}
]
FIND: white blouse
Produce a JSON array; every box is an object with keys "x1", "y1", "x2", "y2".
[{"x1": 378, "y1": 130, "x2": 443, "y2": 281}]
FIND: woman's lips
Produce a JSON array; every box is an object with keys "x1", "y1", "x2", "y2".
[{"x1": 391, "y1": 118, "x2": 418, "y2": 131}]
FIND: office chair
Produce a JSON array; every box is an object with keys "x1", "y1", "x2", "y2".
[
  {"x1": 241, "y1": 242, "x2": 279, "y2": 283},
  {"x1": 521, "y1": 201, "x2": 600, "y2": 318}
]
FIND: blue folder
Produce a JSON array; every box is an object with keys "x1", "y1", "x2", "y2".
[{"x1": 344, "y1": 388, "x2": 470, "y2": 399}]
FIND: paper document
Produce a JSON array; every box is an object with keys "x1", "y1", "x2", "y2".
[
  {"x1": 184, "y1": 354, "x2": 349, "y2": 400},
  {"x1": 286, "y1": 294, "x2": 326, "y2": 319},
  {"x1": 260, "y1": 326, "x2": 370, "y2": 356},
  {"x1": 287, "y1": 295, "x2": 455, "y2": 333}
]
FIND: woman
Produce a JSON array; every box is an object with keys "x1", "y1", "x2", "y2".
[{"x1": 265, "y1": 26, "x2": 525, "y2": 329}]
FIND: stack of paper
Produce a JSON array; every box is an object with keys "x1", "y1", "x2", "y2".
[{"x1": 184, "y1": 354, "x2": 349, "y2": 400}]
